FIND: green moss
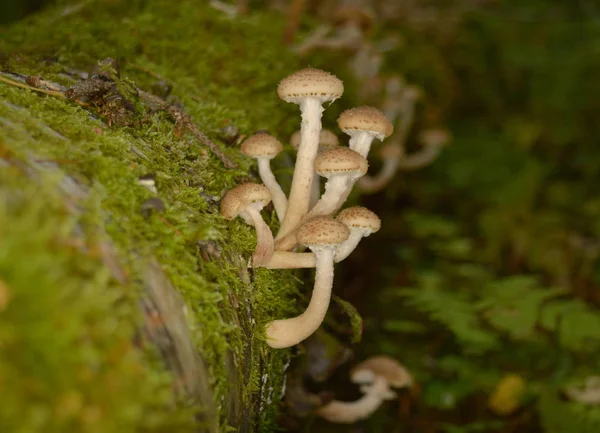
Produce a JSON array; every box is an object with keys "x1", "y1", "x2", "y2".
[{"x1": 0, "y1": 1, "x2": 309, "y2": 431}]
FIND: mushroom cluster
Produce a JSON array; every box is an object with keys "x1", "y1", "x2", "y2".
[{"x1": 221, "y1": 67, "x2": 390, "y2": 349}]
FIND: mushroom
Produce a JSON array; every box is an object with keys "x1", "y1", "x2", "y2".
[
  {"x1": 275, "y1": 68, "x2": 344, "y2": 242},
  {"x1": 265, "y1": 216, "x2": 349, "y2": 348},
  {"x1": 309, "y1": 147, "x2": 368, "y2": 217},
  {"x1": 240, "y1": 132, "x2": 287, "y2": 221},
  {"x1": 334, "y1": 206, "x2": 381, "y2": 261},
  {"x1": 395, "y1": 128, "x2": 451, "y2": 171},
  {"x1": 357, "y1": 143, "x2": 404, "y2": 193},
  {"x1": 291, "y1": 128, "x2": 340, "y2": 209},
  {"x1": 274, "y1": 147, "x2": 367, "y2": 251},
  {"x1": 338, "y1": 106, "x2": 394, "y2": 158},
  {"x1": 316, "y1": 355, "x2": 413, "y2": 424},
  {"x1": 220, "y1": 183, "x2": 274, "y2": 266}
]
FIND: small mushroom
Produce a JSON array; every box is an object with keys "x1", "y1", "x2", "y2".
[
  {"x1": 259, "y1": 251, "x2": 315, "y2": 269},
  {"x1": 220, "y1": 183, "x2": 274, "y2": 266},
  {"x1": 241, "y1": 132, "x2": 287, "y2": 221},
  {"x1": 316, "y1": 355, "x2": 413, "y2": 424},
  {"x1": 266, "y1": 216, "x2": 349, "y2": 348},
  {"x1": 334, "y1": 206, "x2": 381, "y2": 261},
  {"x1": 274, "y1": 147, "x2": 367, "y2": 251},
  {"x1": 338, "y1": 106, "x2": 394, "y2": 158},
  {"x1": 275, "y1": 68, "x2": 344, "y2": 242},
  {"x1": 395, "y1": 128, "x2": 451, "y2": 171},
  {"x1": 357, "y1": 143, "x2": 404, "y2": 193}
]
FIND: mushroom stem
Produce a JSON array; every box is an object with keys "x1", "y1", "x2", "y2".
[
  {"x1": 309, "y1": 175, "x2": 321, "y2": 209},
  {"x1": 257, "y1": 158, "x2": 288, "y2": 220},
  {"x1": 397, "y1": 143, "x2": 444, "y2": 170},
  {"x1": 357, "y1": 157, "x2": 399, "y2": 193},
  {"x1": 275, "y1": 177, "x2": 350, "y2": 251},
  {"x1": 257, "y1": 251, "x2": 316, "y2": 269},
  {"x1": 265, "y1": 248, "x2": 334, "y2": 348},
  {"x1": 316, "y1": 376, "x2": 391, "y2": 424},
  {"x1": 333, "y1": 231, "x2": 363, "y2": 262},
  {"x1": 348, "y1": 131, "x2": 376, "y2": 158},
  {"x1": 276, "y1": 98, "x2": 323, "y2": 240},
  {"x1": 245, "y1": 206, "x2": 275, "y2": 266}
]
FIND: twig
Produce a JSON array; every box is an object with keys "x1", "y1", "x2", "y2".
[
  {"x1": 0, "y1": 75, "x2": 66, "y2": 98},
  {"x1": 138, "y1": 90, "x2": 237, "y2": 169}
]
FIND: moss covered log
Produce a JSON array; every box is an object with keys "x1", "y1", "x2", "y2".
[{"x1": 0, "y1": 1, "x2": 311, "y2": 431}]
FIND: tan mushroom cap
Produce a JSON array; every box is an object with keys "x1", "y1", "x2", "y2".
[
  {"x1": 314, "y1": 147, "x2": 368, "y2": 178},
  {"x1": 297, "y1": 216, "x2": 350, "y2": 248},
  {"x1": 378, "y1": 143, "x2": 404, "y2": 159},
  {"x1": 241, "y1": 132, "x2": 283, "y2": 159},
  {"x1": 277, "y1": 68, "x2": 344, "y2": 104},
  {"x1": 338, "y1": 106, "x2": 394, "y2": 139},
  {"x1": 419, "y1": 128, "x2": 451, "y2": 147},
  {"x1": 336, "y1": 206, "x2": 381, "y2": 234},
  {"x1": 350, "y1": 355, "x2": 413, "y2": 388},
  {"x1": 291, "y1": 129, "x2": 339, "y2": 151},
  {"x1": 220, "y1": 183, "x2": 272, "y2": 220}
]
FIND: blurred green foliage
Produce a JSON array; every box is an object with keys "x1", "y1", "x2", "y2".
[{"x1": 326, "y1": 0, "x2": 600, "y2": 431}]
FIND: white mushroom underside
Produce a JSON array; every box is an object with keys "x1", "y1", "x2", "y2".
[{"x1": 265, "y1": 248, "x2": 334, "y2": 348}]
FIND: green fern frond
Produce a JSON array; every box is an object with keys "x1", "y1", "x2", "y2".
[{"x1": 400, "y1": 274, "x2": 498, "y2": 352}]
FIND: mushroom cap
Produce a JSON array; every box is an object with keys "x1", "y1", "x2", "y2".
[
  {"x1": 378, "y1": 143, "x2": 404, "y2": 159},
  {"x1": 336, "y1": 206, "x2": 381, "y2": 235},
  {"x1": 350, "y1": 355, "x2": 413, "y2": 388},
  {"x1": 241, "y1": 132, "x2": 283, "y2": 159},
  {"x1": 277, "y1": 68, "x2": 344, "y2": 104},
  {"x1": 220, "y1": 183, "x2": 272, "y2": 220},
  {"x1": 337, "y1": 106, "x2": 394, "y2": 139},
  {"x1": 402, "y1": 85, "x2": 423, "y2": 101},
  {"x1": 419, "y1": 128, "x2": 451, "y2": 147},
  {"x1": 314, "y1": 147, "x2": 368, "y2": 179},
  {"x1": 297, "y1": 216, "x2": 350, "y2": 249},
  {"x1": 290, "y1": 128, "x2": 339, "y2": 151}
]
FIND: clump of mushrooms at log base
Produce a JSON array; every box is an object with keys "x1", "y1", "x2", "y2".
[{"x1": 221, "y1": 67, "x2": 388, "y2": 347}]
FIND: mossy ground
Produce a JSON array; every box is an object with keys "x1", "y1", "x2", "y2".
[{"x1": 0, "y1": 1, "x2": 312, "y2": 431}]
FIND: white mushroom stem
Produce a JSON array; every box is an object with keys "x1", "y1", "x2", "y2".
[
  {"x1": 348, "y1": 131, "x2": 378, "y2": 158},
  {"x1": 276, "y1": 98, "x2": 323, "y2": 241},
  {"x1": 358, "y1": 157, "x2": 400, "y2": 193},
  {"x1": 333, "y1": 231, "x2": 365, "y2": 262},
  {"x1": 257, "y1": 241, "x2": 360, "y2": 269},
  {"x1": 257, "y1": 158, "x2": 288, "y2": 221},
  {"x1": 242, "y1": 206, "x2": 275, "y2": 267},
  {"x1": 265, "y1": 248, "x2": 334, "y2": 348},
  {"x1": 258, "y1": 251, "x2": 316, "y2": 269},
  {"x1": 316, "y1": 376, "x2": 392, "y2": 424},
  {"x1": 275, "y1": 176, "x2": 353, "y2": 251},
  {"x1": 397, "y1": 143, "x2": 444, "y2": 170},
  {"x1": 309, "y1": 175, "x2": 321, "y2": 210},
  {"x1": 307, "y1": 175, "x2": 351, "y2": 218}
]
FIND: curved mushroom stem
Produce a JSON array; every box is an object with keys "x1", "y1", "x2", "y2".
[
  {"x1": 397, "y1": 143, "x2": 444, "y2": 171},
  {"x1": 333, "y1": 231, "x2": 364, "y2": 262},
  {"x1": 257, "y1": 158, "x2": 288, "y2": 221},
  {"x1": 348, "y1": 131, "x2": 376, "y2": 158},
  {"x1": 244, "y1": 206, "x2": 275, "y2": 267},
  {"x1": 275, "y1": 176, "x2": 351, "y2": 251},
  {"x1": 357, "y1": 158, "x2": 399, "y2": 193},
  {"x1": 265, "y1": 248, "x2": 334, "y2": 348},
  {"x1": 316, "y1": 376, "x2": 391, "y2": 424},
  {"x1": 276, "y1": 98, "x2": 323, "y2": 241},
  {"x1": 256, "y1": 251, "x2": 316, "y2": 269}
]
